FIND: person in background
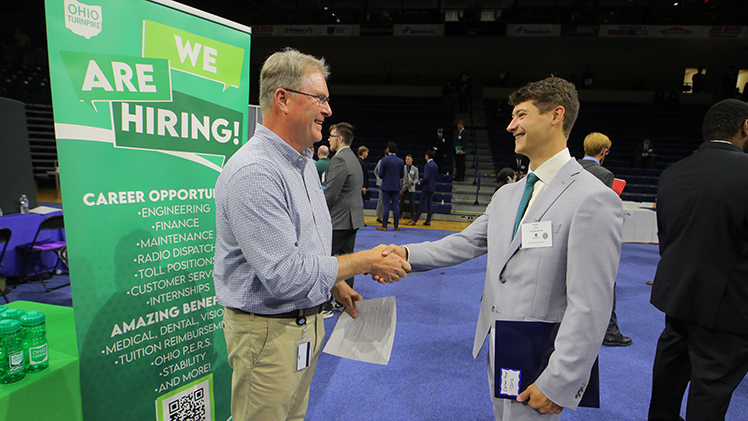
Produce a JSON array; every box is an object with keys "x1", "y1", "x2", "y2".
[
  {"x1": 399, "y1": 154, "x2": 418, "y2": 221},
  {"x1": 510, "y1": 153, "x2": 530, "y2": 180},
  {"x1": 648, "y1": 99, "x2": 748, "y2": 421},
  {"x1": 578, "y1": 132, "x2": 632, "y2": 348},
  {"x1": 374, "y1": 147, "x2": 389, "y2": 223},
  {"x1": 323, "y1": 122, "x2": 365, "y2": 317},
  {"x1": 406, "y1": 149, "x2": 437, "y2": 226},
  {"x1": 377, "y1": 141, "x2": 404, "y2": 231},
  {"x1": 316, "y1": 144, "x2": 330, "y2": 180},
  {"x1": 357, "y1": 145, "x2": 370, "y2": 202},
  {"x1": 430, "y1": 127, "x2": 447, "y2": 171},
  {"x1": 634, "y1": 137, "x2": 654, "y2": 169},
  {"x1": 454, "y1": 120, "x2": 468, "y2": 182}
]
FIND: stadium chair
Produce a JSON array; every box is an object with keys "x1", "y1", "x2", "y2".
[{"x1": 17, "y1": 214, "x2": 67, "y2": 292}]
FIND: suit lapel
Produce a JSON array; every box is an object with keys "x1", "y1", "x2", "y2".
[
  {"x1": 501, "y1": 160, "x2": 580, "y2": 262},
  {"x1": 525, "y1": 160, "x2": 579, "y2": 224}
]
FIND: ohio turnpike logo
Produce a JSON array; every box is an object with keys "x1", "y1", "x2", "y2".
[{"x1": 65, "y1": 0, "x2": 102, "y2": 39}]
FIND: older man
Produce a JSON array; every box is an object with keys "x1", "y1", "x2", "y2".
[
  {"x1": 213, "y1": 48, "x2": 410, "y2": 421},
  {"x1": 578, "y1": 132, "x2": 632, "y2": 348}
]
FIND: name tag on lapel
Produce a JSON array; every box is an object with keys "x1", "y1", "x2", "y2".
[{"x1": 521, "y1": 221, "x2": 553, "y2": 249}]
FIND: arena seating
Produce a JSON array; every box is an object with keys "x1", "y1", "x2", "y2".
[{"x1": 485, "y1": 100, "x2": 708, "y2": 203}]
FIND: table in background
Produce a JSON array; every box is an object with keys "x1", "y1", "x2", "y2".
[
  {"x1": 622, "y1": 201, "x2": 658, "y2": 244},
  {"x1": 0, "y1": 210, "x2": 65, "y2": 279},
  {"x1": 0, "y1": 301, "x2": 81, "y2": 421}
]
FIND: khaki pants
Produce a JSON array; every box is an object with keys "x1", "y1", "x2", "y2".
[{"x1": 224, "y1": 307, "x2": 325, "y2": 421}]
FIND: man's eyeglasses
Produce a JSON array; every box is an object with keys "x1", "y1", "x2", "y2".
[{"x1": 284, "y1": 88, "x2": 330, "y2": 107}]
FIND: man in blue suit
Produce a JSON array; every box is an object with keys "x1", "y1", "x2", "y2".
[
  {"x1": 377, "y1": 141, "x2": 404, "y2": 231},
  {"x1": 407, "y1": 149, "x2": 438, "y2": 226}
]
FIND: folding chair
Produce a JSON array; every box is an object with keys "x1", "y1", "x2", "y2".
[
  {"x1": 54, "y1": 245, "x2": 70, "y2": 290},
  {"x1": 0, "y1": 228, "x2": 11, "y2": 302},
  {"x1": 17, "y1": 214, "x2": 67, "y2": 292}
]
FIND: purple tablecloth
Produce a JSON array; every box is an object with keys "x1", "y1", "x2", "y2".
[{"x1": 0, "y1": 211, "x2": 66, "y2": 279}]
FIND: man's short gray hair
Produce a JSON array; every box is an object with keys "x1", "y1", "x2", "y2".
[{"x1": 259, "y1": 48, "x2": 331, "y2": 115}]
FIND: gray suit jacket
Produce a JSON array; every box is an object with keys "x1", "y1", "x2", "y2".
[
  {"x1": 578, "y1": 158, "x2": 614, "y2": 188},
  {"x1": 324, "y1": 147, "x2": 364, "y2": 230},
  {"x1": 406, "y1": 159, "x2": 623, "y2": 411},
  {"x1": 401, "y1": 165, "x2": 419, "y2": 192}
]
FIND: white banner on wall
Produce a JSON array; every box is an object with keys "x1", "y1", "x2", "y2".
[
  {"x1": 506, "y1": 24, "x2": 560, "y2": 37},
  {"x1": 394, "y1": 24, "x2": 443, "y2": 36}
]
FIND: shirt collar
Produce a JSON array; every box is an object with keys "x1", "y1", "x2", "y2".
[
  {"x1": 530, "y1": 148, "x2": 572, "y2": 185},
  {"x1": 582, "y1": 156, "x2": 600, "y2": 164},
  {"x1": 256, "y1": 124, "x2": 312, "y2": 170}
]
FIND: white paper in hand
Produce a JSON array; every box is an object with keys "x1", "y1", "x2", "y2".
[{"x1": 322, "y1": 296, "x2": 396, "y2": 365}]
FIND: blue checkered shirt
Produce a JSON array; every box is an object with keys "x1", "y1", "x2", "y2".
[{"x1": 213, "y1": 125, "x2": 338, "y2": 314}]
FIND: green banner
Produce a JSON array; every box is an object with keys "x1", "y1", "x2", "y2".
[{"x1": 45, "y1": 0, "x2": 250, "y2": 420}]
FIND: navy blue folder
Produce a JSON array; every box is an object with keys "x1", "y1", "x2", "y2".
[{"x1": 493, "y1": 320, "x2": 600, "y2": 408}]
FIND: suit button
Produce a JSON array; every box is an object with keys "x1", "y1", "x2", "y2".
[{"x1": 500, "y1": 276, "x2": 506, "y2": 284}]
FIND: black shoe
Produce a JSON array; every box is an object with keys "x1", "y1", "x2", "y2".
[
  {"x1": 376, "y1": 218, "x2": 382, "y2": 223},
  {"x1": 603, "y1": 335, "x2": 632, "y2": 347}
]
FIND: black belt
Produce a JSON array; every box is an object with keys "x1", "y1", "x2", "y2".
[{"x1": 235, "y1": 303, "x2": 325, "y2": 326}]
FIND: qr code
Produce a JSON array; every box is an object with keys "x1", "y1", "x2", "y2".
[
  {"x1": 168, "y1": 388, "x2": 206, "y2": 421},
  {"x1": 158, "y1": 377, "x2": 212, "y2": 421}
]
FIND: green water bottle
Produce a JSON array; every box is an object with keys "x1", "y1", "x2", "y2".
[
  {"x1": 2, "y1": 308, "x2": 25, "y2": 321},
  {"x1": 0, "y1": 319, "x2": 26, "y2": 383},
  {"x1": 20, "y1": 311, "x2": 48, "y2": 372}
]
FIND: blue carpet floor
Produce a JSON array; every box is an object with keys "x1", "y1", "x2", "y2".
[
  {"x1": 307, "y1": 225, "x2": 748, "y2": 420},
  {"x1": 11, "y1": 223, "x2": 748, "y2": 420}
]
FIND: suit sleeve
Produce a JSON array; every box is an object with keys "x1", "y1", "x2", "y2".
[
  {"x1": 602, "y1": 172, "x2": 614, "y2": 189},
  {"x1": 406, "y1": 212, "x2": 489, "y2": 270},
  {"x1": 421, "y1": 162, "x2": 434, "y2": 190},
  {"x1": 535, "y1": 188, "x2": 623, "y2": 410},
  {"x1": 374, "y1": 161, "x2": 382, "y2": 185},
  {"x1": 359, "y1": 159, "x2": 369, "y2": 188}
]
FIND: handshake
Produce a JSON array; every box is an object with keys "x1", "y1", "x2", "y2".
[
  {"x1": 333, "y1": 244, "x2": 411, "y2": 319},
  {"x1": 360, "y1": 244, "x2": 410, "y2": 284}
]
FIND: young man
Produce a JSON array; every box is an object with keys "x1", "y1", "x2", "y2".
[
  {"x1": 399, "y1": 154, "x2": 419, "y2": 220},
  {"x1": 406, "y1": 149, "x2": 437, "y2": 226},
  {"x1": 377, "y1": 141, "x2": 404, "y2": 231},
  {"x1": 381, "y1": 76, "x2": 623, "y2": 420},
  {"x1": 454, "y1": 120, "x2": 468, "y2": 181},
  {"x1": 323, "y1": 122, "x2": 365, "y2": 315}
]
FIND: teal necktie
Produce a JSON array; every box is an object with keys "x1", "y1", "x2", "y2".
[{"x1": 514, "y1": 172, "x2": 539, "y2": 237}]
